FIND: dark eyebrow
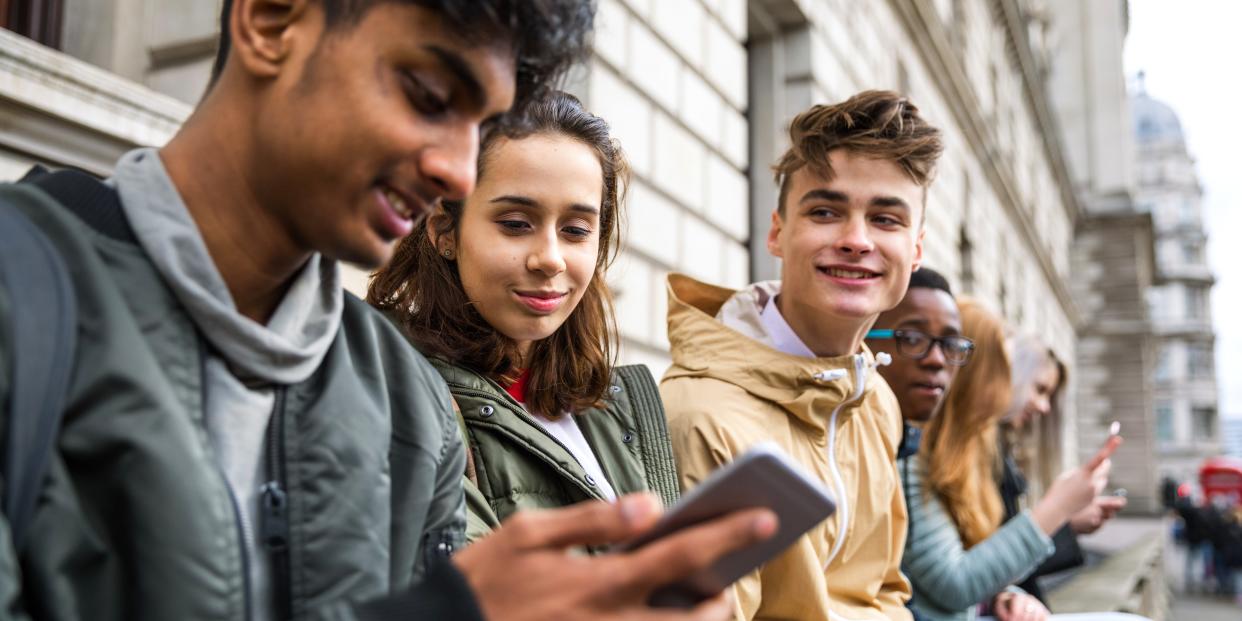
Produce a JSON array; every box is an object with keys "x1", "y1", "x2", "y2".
[
  {"x1": 425, "y1": 45, "x2": 485, "y2": 109},
  {"x1": 898, "y1": 318, "x2": 961, "y2": 336},
  {"x1": 491, "y1": 195, "x2": 600, "y2": 217},
  {"x1": 491, "y1": 195, "x2": 538, "y2": 207},
  {"x1": 799, "y1": 189, "x2": 849, "y2": 204},
  {"x1": 871, "y1": 195, "x2": 911, "y2": 211}
]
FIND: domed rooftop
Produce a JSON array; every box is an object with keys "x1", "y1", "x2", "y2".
[{"x1": 1131, "y1": 90, "x2": 1185, "y2": 146}]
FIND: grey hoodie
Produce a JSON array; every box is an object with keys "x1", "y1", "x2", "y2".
[{"x1": 113, "y1": 148, "x2": 342, "y2": 621}]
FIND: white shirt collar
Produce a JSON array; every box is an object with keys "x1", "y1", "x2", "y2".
[{"x1": 760, "y1": 294, "x2": 819, "y2": 359}]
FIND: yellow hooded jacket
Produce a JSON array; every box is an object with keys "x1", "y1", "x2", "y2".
[{"x1": 660, "y1": 274, "x2": 912, "y2": 621}]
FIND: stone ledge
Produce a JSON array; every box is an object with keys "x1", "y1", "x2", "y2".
[
  {"x1": 0, "y1": 29, "x2": 190, "y2": 156},
  {"x1": 1048, "y1": 536, "x2": 1169, "y2": 619}
]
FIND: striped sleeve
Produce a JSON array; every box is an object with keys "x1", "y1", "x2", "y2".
[{"x1": 899, "y1": 456, "x2": 1055, "y2": 614}]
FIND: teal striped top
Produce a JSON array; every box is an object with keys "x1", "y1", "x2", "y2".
[{"x1": 898, "y1": 455, "x2": 1055, "y2": 621}]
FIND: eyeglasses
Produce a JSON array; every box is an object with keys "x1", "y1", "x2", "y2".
[{"x1": 866, "y1": 329, "x2": 975, "y2": 366}]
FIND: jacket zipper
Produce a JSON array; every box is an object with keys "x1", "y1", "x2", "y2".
[
  {"x1": 261, "y1": 388, "x2": 292, "y2": 621},
  {"x1": 199, "y1": 339, "x2": 254, "y2": 621},
  {"x1": 822, "y1": 353, "x2": 869, "y2": 571}
]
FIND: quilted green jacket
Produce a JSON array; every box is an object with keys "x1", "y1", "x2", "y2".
[{"x1": 430, "y1": 359, "x2": 680, "y2": 545}]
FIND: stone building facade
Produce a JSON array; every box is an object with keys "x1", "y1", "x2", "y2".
[
  {"x1": 3, "y1": 0, "x2": 1091, "y2": 488},
  {"x1": 1046, "y1": 0, "x2": 1162, "y2": 513},
  {"x1": 1131, "y1": 88, "x2": 1221, "y2": 485},
  {"x1": 585, "y1": 0, "x2": 1084, "y2": 489}
]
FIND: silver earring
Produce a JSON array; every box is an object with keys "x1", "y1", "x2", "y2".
[{"x1": 442, "y1": 249, "x2": 454, "y2": 259}]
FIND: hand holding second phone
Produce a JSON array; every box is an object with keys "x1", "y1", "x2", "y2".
[
  {"x1": 1031, "y1": 434, "x2": 1122, "y2": 535},
  {"x1": 453, "y1": 493, "x2": 778, "y2": 621},
  {"x1": 994, "y1": 592, "x2": 1050, "y2": 621},
  {"x1": 1069, "y1": 494, "x2": 1128, "y2": 535}
]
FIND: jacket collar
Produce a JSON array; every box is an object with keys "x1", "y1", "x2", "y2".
[
  {"x1": 430, "y1": 358, "x2": 617, "y2": 502},
  {"x1": 664, "y1": 274, "x2": 890, "y2": 429}
]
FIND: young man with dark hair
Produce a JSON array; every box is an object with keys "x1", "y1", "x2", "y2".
[
  {"x1": 867, "y1": 267, "x2": 968, "y2": 453},
  {"x1": 866, "y1": 267, "x2": 967, "y2": 621},
  {"x1": 0, "y1": 1, "x2": 773, "y2": 619},
  {"x1": 661, "y1": 91, "x2": 944, "y2": 620}
]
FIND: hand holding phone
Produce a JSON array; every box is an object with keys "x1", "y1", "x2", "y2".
[
  {"x1": 453, "y1": 493, "x2": 777, "y2": 621},
  {"x1": 617, "y1": 442, "x2": 837, "y2": 608},
  {"x1": 1035, "y1": 428, "x2": 1124, "y2": 535}
]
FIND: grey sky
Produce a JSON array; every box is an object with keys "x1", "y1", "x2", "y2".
[{"x1": 1124, "y1": 0, "x2": 1241, "y2": 418}]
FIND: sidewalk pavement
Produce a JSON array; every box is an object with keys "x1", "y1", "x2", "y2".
[
  {"x1": 1170, "y1": 593, "x2": 1241, "y2": 620},
  {"x1": 1071, "y1": 515, "x2": 1242, "y2": 620},
  {"x1": 1157, "y1": 516, "x2": 1242, "y2": 620}
]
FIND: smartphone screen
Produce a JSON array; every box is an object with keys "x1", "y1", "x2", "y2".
[{"x1": 619, "y1": 442, "x2": 836, "y2": 607}]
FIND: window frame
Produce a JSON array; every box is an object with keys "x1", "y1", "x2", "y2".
[{"x1": 2, "y1": 0, "x2": 64, "y2": 49}]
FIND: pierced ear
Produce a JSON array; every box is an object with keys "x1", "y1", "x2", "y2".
[
  {"x1": 425, "y1": 208, "x2": 455, "y2": 254},
  {"x1": 230, "y1": 0, "x2": 309, "y2": 78},
  {"x1": 766, "y1": 209, "x2": 785, "y2": 259}
]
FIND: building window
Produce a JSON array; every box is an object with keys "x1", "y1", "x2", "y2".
[
  {"x1": 1156, "y1": 403, "x2": 1175, "y2": 445},
  {"x1": 1, "y1": 0, "x2": 63, "y2": 49},
  {"x1": 1185, "y1": 286, "x2": 1208, "y2": 321},
  {"x1": 1179, "y1": 199, "x2": 1198, "y2": 226},
  {"x1": 958, "y1": 225, "x2": 974, "y2": 293},
  {"x1": 1193, "y1": 407, "x2": 1217, "y2": 441},
  {"x1": 1188, "y1": 343, "x2": 1213, "y2": 379},
  {"x1": 1154, "y1": 346, "x2": 1173, "y2": 382},
  {"x1": 1182, "y1": 239, "x2": 1204, "y2": 264},
  {"x1": 1146, "y1": 288, "x2": 1163, "y2": 323}
]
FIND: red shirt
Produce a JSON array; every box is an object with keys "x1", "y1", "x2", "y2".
[{"x1": 504, "y1": 369, "x2": 531, "y2": 404}]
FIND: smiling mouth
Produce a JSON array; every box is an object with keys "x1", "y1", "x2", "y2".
[
  {"x1": 382, "y1": 187, "x2": 414, "y2": 219},
  {"x1": 515, "y1": 290, "x2": 568, "y2": 314},
  {"x1": 818, "y1": 266, "x2": 881, "y2": 279}
]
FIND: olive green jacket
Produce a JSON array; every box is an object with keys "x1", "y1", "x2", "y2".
[
  {"x1": 429, "y1": 360, "x2": 680, "y2": 544},
  {"x1": 0, "y1": 182, "x2": 474, "y2": 620}
]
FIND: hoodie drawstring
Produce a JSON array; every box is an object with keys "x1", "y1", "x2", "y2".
[
  {"x1": 818, "y1": 352, "x2": 888, "y2": 575},
  {"x1": 810, "y1": 351, "x2": 890, "y2": 384}
]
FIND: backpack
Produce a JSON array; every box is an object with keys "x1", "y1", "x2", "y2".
[{"x1": 0, "y1": 167, "x2": 120, "y2": 549}]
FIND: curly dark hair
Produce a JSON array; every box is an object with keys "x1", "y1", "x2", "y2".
[
  {"x1": 211, "y1": 0, "x2": 595, "y2": 111},
  {"x1": 369, "y1": 91, "x2": 629, "y2": 418}
]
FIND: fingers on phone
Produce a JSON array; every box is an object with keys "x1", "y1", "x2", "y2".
[
  {"x1": 1085, "y1": 435, "x2": 1122, "y2": 471},
  {"x1": 625, "y1": 508, "x2": 778, "y2": 588},
  {"x1": 506, "y1": 494, "x2": 661, "y2": 549},
  {"x1": 686, "y1": 593, "x2": 734, "y2": 621}
]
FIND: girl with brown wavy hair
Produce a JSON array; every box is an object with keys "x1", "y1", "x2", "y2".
[
  {"x1": 369, "y1": 90, "x2": 680, "y2": 542},
  {"x1": 922, "y1": 298, "x2": 1013, "y2": 547},
  {"x1": 900, "y1": 298, "x2": 1124, "y2": 621}
]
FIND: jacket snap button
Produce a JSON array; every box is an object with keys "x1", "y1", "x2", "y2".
[
  {"x1": 622, "y1": 432, "x2": 635, "y2": 443},
  {"x1": 585, "y1": 474, "x2": 597, "y2": 487},
  {"x1": 609, "y1": 384, "x2": 622, "y2": 394},
  {"x1": 480, "y1": 405, "x2": 495, "y2": 417}
]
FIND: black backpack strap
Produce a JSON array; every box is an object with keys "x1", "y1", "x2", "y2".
[
  {"x1": 0, "y1": 187, "x2": 78, "y2": 548},
  {"x1": 0, "y1": 166, "x2": 119, "y2": 548},
  {"x1": 614, "y1": 364, "x2": 680, "y2": 508},
  {"x1": 20, "y1": 166, "x2": 134, "y2": 243}
]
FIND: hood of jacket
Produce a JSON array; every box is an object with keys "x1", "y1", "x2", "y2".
[
  {"x1": 664, "y1": 273, "x2": 890, "y2": 430},
  {"x1": 660, "y1": 273, "x2": 911, "y2": 621},
  {"x1": 114, "y1": 148, "x2": 341, "y2": 385}
]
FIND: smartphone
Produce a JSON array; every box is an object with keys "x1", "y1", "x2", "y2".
[{"x1": 618, "y1": 442, "x2": 837, "y2": 608}]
